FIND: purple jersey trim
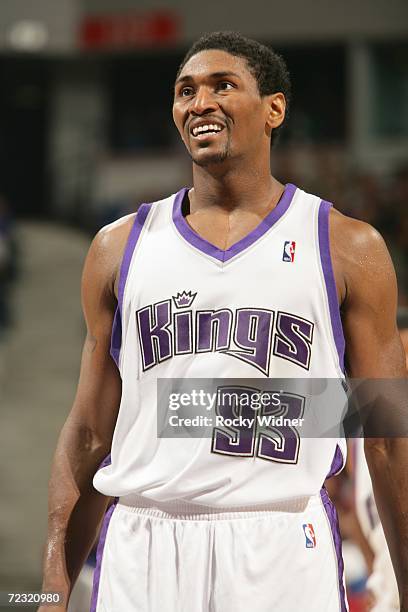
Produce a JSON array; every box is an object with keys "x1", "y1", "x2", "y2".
[
  {"x1": 173, "y1": 183, "x2": 297, "y2": 263},
  {"x1": 320, "y1": 487, "x2": 348, "y2": 612},
  {"x1": 117, "y1": 204, "x2": 152, "y2": 314},
  {"x1": 326, "y1": 443, "x2": 345, "y2": 478},
  {"x1": 90, "y1": 500, "x2": 117, "y2": 612},
  {"x1": 110, "y1": 307, "x2": 122, "y2": 368},
  {"x1": 110, "y1": 203, "x2": 152, "y2": 368},
  {"x1": 98, "y1": 454, "x2": 111, "y2": 470},
  {"x1": 318, "y1": 200, "x2": 345, "y2": 372}
]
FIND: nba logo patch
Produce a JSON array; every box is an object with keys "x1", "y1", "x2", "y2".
[
  {"x1": 282, "y1": 241, "x2": 296, "y2": 262},
  {"x1": 303, "y1": 523, "x2": 316, "y2": 548}
]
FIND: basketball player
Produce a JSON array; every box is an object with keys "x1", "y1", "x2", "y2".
[{"x1": 39, "y1": 32, "x2": 408, "y2": 612}]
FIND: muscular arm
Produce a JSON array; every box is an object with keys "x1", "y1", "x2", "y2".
[
  {"x1": 331, "y1": 210, "x2": 408, "y2": 608},
  {"x1": 40, "y1": 215, "x2": 135, "y2": 609}
]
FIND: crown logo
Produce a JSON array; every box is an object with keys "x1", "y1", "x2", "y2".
[{"x1": 172, "y1": 290, "x2": 197, "y2": 309}]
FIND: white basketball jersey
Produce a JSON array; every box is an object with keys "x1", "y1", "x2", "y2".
[{"x1": 93, "y1": 183, "x2": 347, "y2": 507}]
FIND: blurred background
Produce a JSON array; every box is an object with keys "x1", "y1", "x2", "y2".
[{"x1": 0, "y1": 0, "x2": 407, "y2": 610}]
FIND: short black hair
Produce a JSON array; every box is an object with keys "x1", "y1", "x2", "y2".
[{"x1": 176, "y1": 31, "x2": 291, "y2": 141}]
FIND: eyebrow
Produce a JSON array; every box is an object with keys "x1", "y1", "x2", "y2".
[{"x1": 175, "y1": 71, "x2": 241, "y2": 85}]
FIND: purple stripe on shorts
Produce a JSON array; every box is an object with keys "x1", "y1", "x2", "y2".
[
  {"x1": 173, "y1": 184, "x2": 297, "y2": 262},
  {"x1": 318, "y1": 201, "x2": 345, "y2": 372},
  {"x1": 320, "y1": 487, "x2": 348, "y2": 612},
  {"x1": 90, "y1": 500, "x2": 117, "y2": 612},
  {"x1": 110, "y1": 203, "x2": 152, "y2": 368},
  {"x1": 326, "y1": 444, "x2": 345, "y2": 479}
]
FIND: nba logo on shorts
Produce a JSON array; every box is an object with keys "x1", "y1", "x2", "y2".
[
  {"x1": 282, "y1": 241, "x2": 296, "y2": 262},
  {"x1": 302, "y1": 523, "x2": 316, "y2": 548}
]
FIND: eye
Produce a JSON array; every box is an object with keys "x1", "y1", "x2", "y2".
[
  {"x1": 217, "y1": 81, "x2": 235, "y2": 91},
  {"x1": 179, "y1": 86, "x2": 194, "y2": 97}
]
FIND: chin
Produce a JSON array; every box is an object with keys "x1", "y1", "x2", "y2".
[{"x1": 191, "y1": 148, "x2": 229, "y2": 167}]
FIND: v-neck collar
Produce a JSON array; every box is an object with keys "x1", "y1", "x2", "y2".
[{"x1": 172, "y1": 183, "x2": 297, "y2": 263}]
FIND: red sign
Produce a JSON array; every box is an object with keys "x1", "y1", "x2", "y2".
[{"x1": 79, "y1": 11, "x2": 181, "y2": 50}]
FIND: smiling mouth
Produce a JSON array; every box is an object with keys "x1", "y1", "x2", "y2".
[{"x1": 190, "y1": 123, "x2": 225, "y2": 140}]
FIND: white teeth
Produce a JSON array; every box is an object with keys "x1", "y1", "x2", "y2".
[{"x1": 192, "y1": 123, "x2": 222, "y2": 136}]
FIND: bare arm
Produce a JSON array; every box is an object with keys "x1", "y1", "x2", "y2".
[
  {"x1": 331, "y1": 211, "x2": 408, "y2": 608},
  {"x1": 40, "y1": 216, "x2": 134, "y2": 609}
]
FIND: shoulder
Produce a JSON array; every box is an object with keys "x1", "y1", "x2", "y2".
[
  {"x1": 92, "y1": 212, "x2": 137, "y2": 254},
  {"x1": 328, "y1": 206, "x2": 396, "y2": 304},
  {"x1": 85, "y1": 213, "x2": 137, "y2": 299},
  {"x1": 329, "y1": 206, "x2": 385, "y2": 251}
]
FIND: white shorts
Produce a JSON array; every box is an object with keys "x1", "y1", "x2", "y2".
[{"x1": 90, "y1": 489, "x2": 348, "y2": 612}]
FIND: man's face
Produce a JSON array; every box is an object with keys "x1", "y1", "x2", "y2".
[{"x1": 173, "y1": 50, "x2": 277, "y2": 168}]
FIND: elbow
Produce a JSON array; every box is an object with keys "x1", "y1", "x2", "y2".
[{"x1": 63, "y1": 419, "x2": 111, "y2": 457}]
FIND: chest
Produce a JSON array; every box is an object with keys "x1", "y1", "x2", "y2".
[{"x1": 185, "y1": 208, "x2": 275, "y2": 251}]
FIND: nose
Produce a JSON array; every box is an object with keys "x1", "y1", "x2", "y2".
[{"x1": 190, "y1": 86, "x2": 218, "y2": 115}]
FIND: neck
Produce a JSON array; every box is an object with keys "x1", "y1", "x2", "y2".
[{"x1": 190, "y1": 156, "x2": 283, "y2": 214}]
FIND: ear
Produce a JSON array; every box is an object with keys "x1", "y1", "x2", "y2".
[{"x1": 265, "y1": 93, "x2": 286, "y2": 134}]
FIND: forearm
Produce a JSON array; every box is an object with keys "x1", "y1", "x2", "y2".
[
  {"x1": 365, "y1": 438, "x2": 408, "y2": 607},
  {"x1": 41, "y1": 419, "x2": 111, "y2": 600}
]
